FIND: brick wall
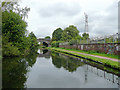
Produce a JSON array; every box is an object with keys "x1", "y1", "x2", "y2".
[{"x1": 59, "y1": 43, "x2": 120, "y2": 55}]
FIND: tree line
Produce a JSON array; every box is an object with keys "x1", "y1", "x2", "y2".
[
  {"x1": 51, "y1": 25, "x2": 89, "y2": 47},
  {"x1": 2, "y1": 2, "x2": 39, "y2": 57}
]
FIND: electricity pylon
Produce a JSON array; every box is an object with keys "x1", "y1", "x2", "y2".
[{"x1": 84, "y1": 12, "x2": 88, "y2": 34}]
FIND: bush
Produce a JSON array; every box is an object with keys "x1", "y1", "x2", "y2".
[
  {"x1": 51, "y1": 41, "x2": 64, "y2": 47},
  {"x1": 3, "y1": 42, "x2": 20, "y2": 57},
  {"x1": 69, "y1": 39, "x2": 77, "y2": 45},
  {"x1": 88, "y1": 50, "x2": 97, "y2": 54},
  {"x1": 88, "y1": 50, "x2": 100, "y2": 54},
  {"x1": 51, "y1": 41, "x2": 59, "y2": 47}
]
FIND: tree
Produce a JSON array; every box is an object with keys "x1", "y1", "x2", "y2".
[
  {"x1": 2, "y1": 2, "x2": 30, "y2": 20},
  {"x1": 2, "y1": 2, "x2": 38, "y2": 56},
  {"x1": 45, "y1": 36, "x2": 50, "y2": 39},
  {"x1": 28, "y1": 32, "x2": 38, "y2": 52},
  {"x1": 52, "y1": 28, "x2": 63, "y2": 41},
  {"x1": 61, "y1": 25, "x2": 79, "y2": 41},
  {"x1": 82, "y1": 33, "x2": 89, "y2": 39},
  {"x1": 2, "y1": 11, "x2": 27, "y2": 43},
  {"x1": 29, "y1": 32, "x2": 37, "y2": 39},
  {"x1": 2, "y1": 11, "x2": 28, "y2": 56}
]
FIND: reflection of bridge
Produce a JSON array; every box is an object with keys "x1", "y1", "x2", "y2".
[
  {"x1": 37, "y1": 38, "x2": 51, "y2": 46},
  {"x1": 38, "y1": 49, "x2": 51, "y2": 58}
]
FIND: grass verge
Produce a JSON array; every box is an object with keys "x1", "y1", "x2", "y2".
[
  {"x1": 55, "y1": 48, "x2": 118, "y2": 59},
  {"x1": 48, "y1": 47, "x2": 120, "y2": 70}
]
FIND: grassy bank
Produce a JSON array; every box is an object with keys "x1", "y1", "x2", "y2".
[
  {"x1": 48, "y1": 47, "x2": 120, "y2": 70},
  {"x1": 53, "y1": 48, "x2": 118, "y2": 59}
]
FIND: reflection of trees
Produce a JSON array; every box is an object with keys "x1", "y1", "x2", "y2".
[
  {"x1": 2, "y1": 52, "x2": 38, "y2": 88},
  {"x1": 51, "y1": 53, "x2": 62, "y2": 68},
  {"x1": 25, "y1": 53, "x2": 38, "y2": 67},
  {"x1": 2, "y1": 57, "x2": 28, "y2": 88},
  {"x1": 51, "y1": 51, "x2": 84, "y2": 72}
]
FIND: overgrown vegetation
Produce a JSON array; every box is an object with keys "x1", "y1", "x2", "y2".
[
  {"x1": 2, "y1": 2, "x2": 38, "y2": 57},
  {"x1": 51, "y1": 41, "x2": 64, "y2": 47}
]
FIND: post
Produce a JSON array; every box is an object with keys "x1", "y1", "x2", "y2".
[
  {"x1": 87, "y1": 38, "x2": 88, "y2": 44},
  {"x1": 113, "y1": 37, "x2": 114, "y2": 43},
  {"x1": 104, "y1": 38, "x2": 106, "y2": 52}
]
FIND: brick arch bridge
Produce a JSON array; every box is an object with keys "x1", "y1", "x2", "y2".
[{"x1": 37, "y1": 38, "x2": 51, "y2": 47}]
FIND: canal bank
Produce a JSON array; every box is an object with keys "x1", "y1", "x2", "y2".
[{"x1": 49, "y1": 47, "x2": 120, "y2": 70}]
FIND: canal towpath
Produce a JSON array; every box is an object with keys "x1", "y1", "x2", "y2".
[{"x1": 52, "y1": 48, "x2": 120, "y2": 62}]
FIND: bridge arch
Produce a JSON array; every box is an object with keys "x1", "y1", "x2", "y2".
[
  {"x1": 37, "y1": 38, "x2": 51, "y2": 47},
  {"x1": 43, "y1": 42, "x2": 48, "y2": 47}
]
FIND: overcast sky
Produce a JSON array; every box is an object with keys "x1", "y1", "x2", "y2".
[{"x1": 19, "y1": 0, "x2": 119, "y2": 38}]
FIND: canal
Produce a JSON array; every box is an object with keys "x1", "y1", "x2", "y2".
[{"x1": 2, "y1": 49, "x2": 120, "y2": 88}]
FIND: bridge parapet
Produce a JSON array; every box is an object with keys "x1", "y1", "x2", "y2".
[{"x1": 37, "y1": 38, "x2": 51, "y2": 45}]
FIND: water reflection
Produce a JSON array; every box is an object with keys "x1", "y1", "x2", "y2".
[
  {"x1": 2, "y1": 52, "x2": 38, "y2": 88},
  {"x1": 2, "y1": 49, "x2": 120, "y2": 88},
  {"x1": 51, "y1": 51, "x2": 120, "y2": 86},
  {"x1": 43, "y1": 49, "x2": 48, "y2": 54},
  {"x1": 3, "y1": 57, "x2": 27, "y2": 88},
  {"x1": 51, "y1": 51, "x2": 84, "y2": 72},
  {"x1": 38, "y1": 49, "x2": 51, "y2": 59}
]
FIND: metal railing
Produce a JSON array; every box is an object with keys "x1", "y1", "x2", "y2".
[{"x1": 59, "y1": 33, "x2": 120, "y2": 45}]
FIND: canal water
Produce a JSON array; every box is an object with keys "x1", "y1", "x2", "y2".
[{"x1": 2, "y1": 49, "x2": 120, "y2": 88}]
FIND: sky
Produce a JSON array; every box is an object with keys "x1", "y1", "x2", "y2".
[{"x1": 19, "y1": 0, "x2": 119, "y2": 38}]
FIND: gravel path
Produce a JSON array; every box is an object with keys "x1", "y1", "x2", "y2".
[{"x1": 59, "y1": 49, "x2": 120, "y2": 62}]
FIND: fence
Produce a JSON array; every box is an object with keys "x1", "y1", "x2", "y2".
[{"x1": 59, "y1": 33, "x2": 120, "y2": 55}]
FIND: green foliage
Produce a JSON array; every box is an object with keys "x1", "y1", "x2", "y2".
[
  {"x1": 69, "y1": 36, "x2": 83, "y2": 45},
  {"x1": 69, "y1": 39, "x2": 77, "y2": 45},
  {"x1": 2, "y1": 11, "x2": 27, "y2": 56},
  {"x1": 28, "y1": 32, "x2": 39, "y2": 52},
  {"x1": 52, "y1": 28, "x2": 63, "y2": 41},
  {"x1": 45, "y1": 36, "x2": 50, "y2": 39},
  {"x1": 51, "y1": 41, "x2": 59, "y2": 47},
  {"x1": 51, "y1": 41, "x2": 63, "y2": 47},
  {"x1": 2, "y1": 42, "x2": 20, "y2": 57},
  {"x1": 82, "y1": 33, "x2": 89, "y2": 39},
  {"x1": 2, "y1": 4, "x2": 38, "y2": 57},
  {"x1": 87, "y1": 50, "x2": 100, "y2": 54},
  {"x1": 61, "y1": 25, "x2": 79, "y2": 41},
  {"x1": 2, "y1": 11, "x2": 27, "y2": 43},
  {"x1": 51, "y1": 25, "x2": 91, "y2": 46},
  {"x1": 75, "y1": 35, "x2": 82, "y2": 40}
]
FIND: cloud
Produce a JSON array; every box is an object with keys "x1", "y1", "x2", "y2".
[
  {"x1": 38, "y1": 2, "x2": 81, "y2": 17},
  {"x1": 89, "y1": 1, "x2": 118, "y2": 37},
  {"x1": 20, "y1": 0, "x2": 118, "y2": 38},
  {"x1": 75, "y1": 0, "x2": 118, "y2": 38}
]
